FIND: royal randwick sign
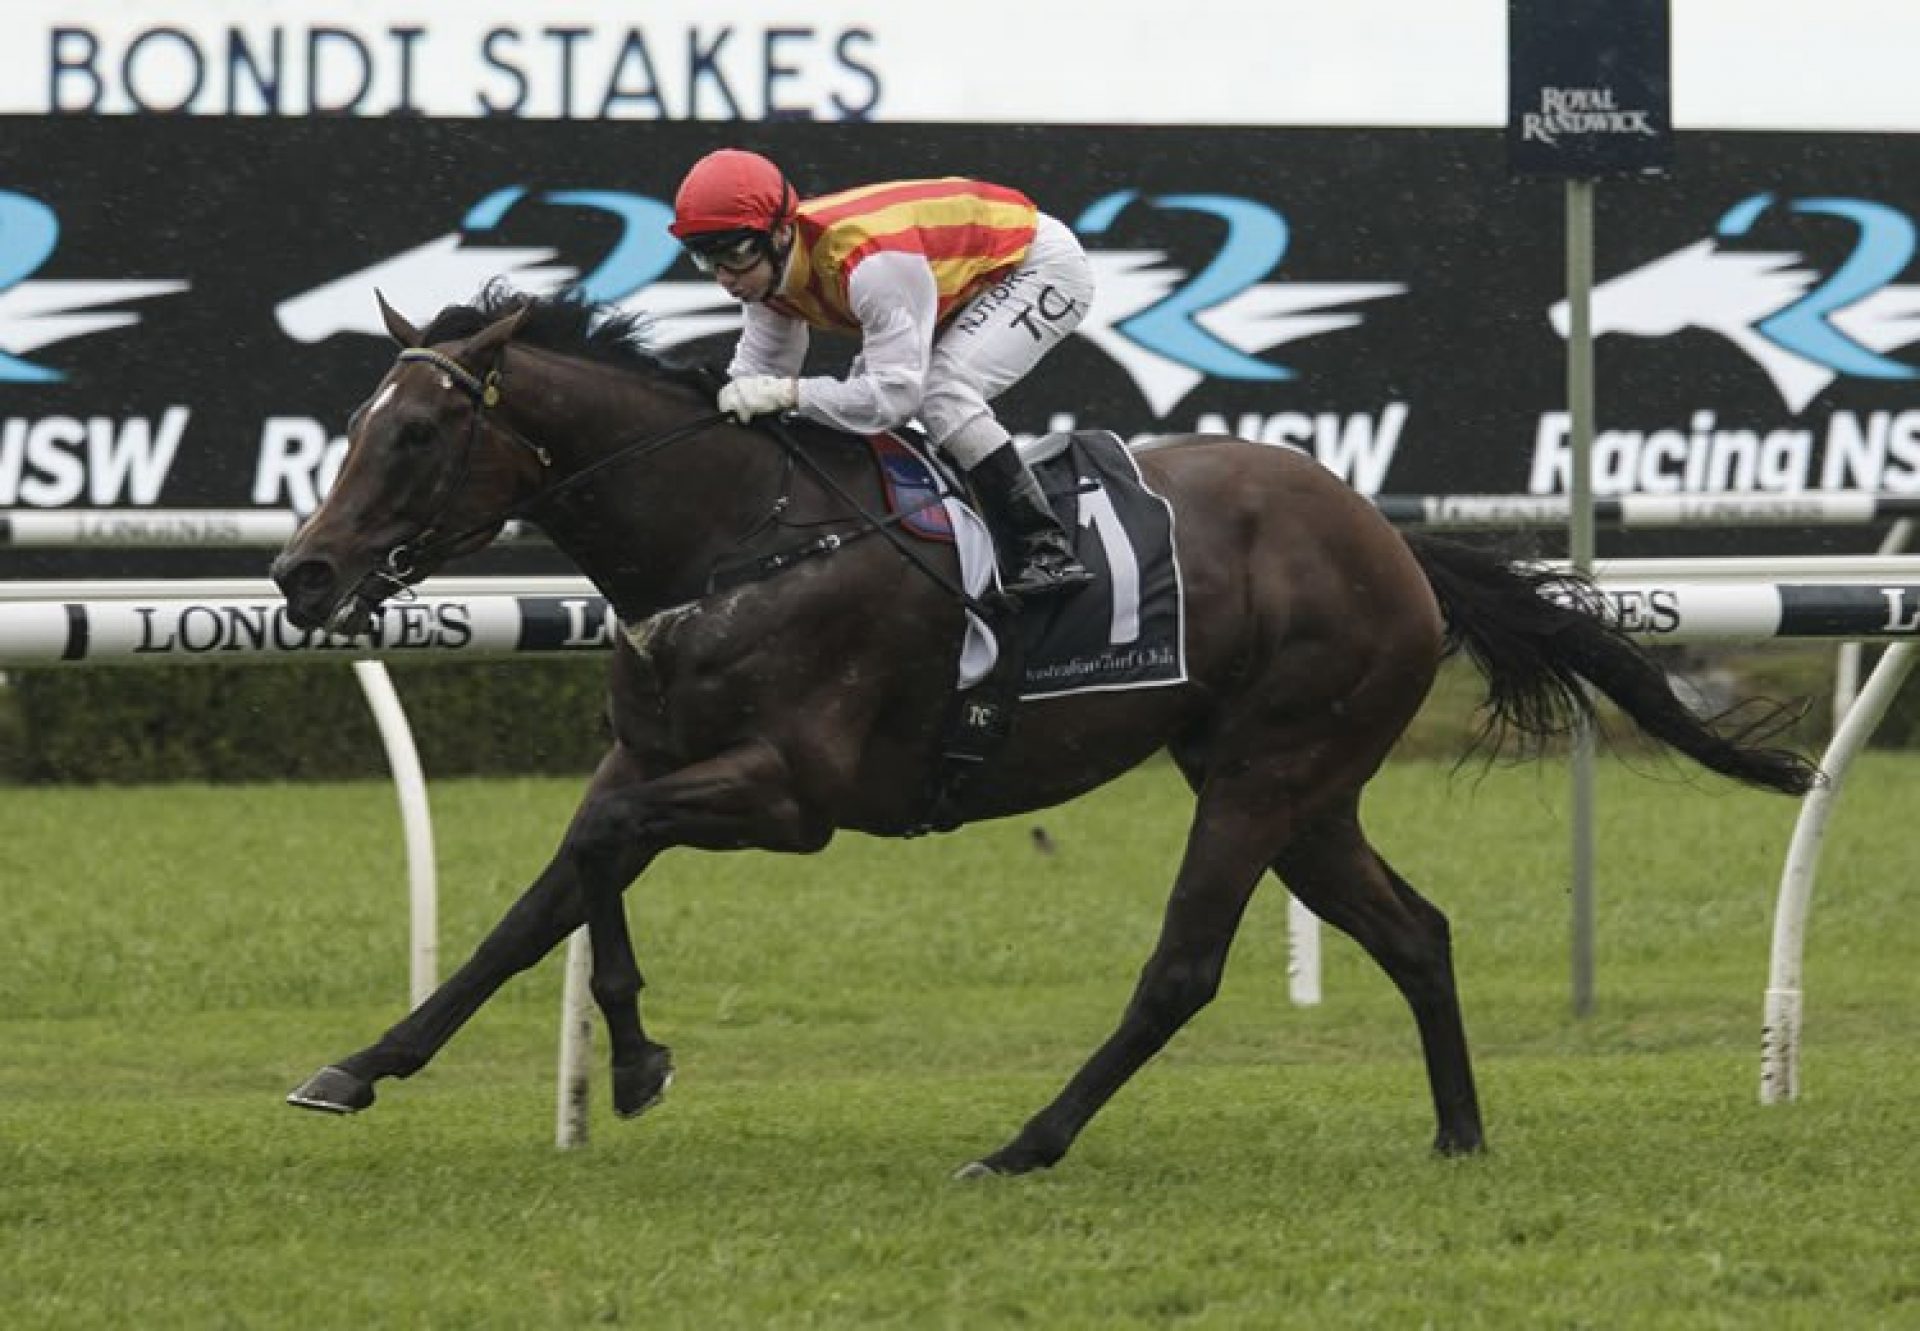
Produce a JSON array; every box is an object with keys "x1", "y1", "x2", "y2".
[{"x1": 1507, "y1": 0, "x2": 1672, "y2": 179}]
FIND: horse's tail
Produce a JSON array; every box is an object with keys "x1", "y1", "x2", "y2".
[{"x1": 1404, "y1": 532, "x2": 1821, "y2": 796}]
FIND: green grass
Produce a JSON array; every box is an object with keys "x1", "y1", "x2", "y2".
[{"x1": 2, "y1": 755, "x2": 1917, "y2": 1329}]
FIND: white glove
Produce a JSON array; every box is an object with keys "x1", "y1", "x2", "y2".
[{"x1": 717, "y1": 376, "x2": 798, "y2": 422}]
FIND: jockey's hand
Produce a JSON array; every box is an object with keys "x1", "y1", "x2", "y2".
[{"x1": 717, "y1": 376, "x2": 798, "y2": 422}]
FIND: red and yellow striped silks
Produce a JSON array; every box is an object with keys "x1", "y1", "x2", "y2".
[{"x1": 766, "y1": 179, "x2": 1037, "y2": 332}]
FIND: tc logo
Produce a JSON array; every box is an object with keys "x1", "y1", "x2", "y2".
[
  {"x1": 0, "y1": 189, "x2": 187, "y2": 382},
  {"x1": 1554, "y1": 192, "x2": 1920, "y2": 413}
]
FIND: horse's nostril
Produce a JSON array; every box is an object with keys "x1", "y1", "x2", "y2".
[{"x1": 273, "y1": 557, "x2": 337, "y2": 604}]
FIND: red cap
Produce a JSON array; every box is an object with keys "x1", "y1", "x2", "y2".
[{"x1": 669, "y1": 150, "x2": 795, "y2": 239}]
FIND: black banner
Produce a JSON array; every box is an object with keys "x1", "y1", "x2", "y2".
[
  {"x1": 3, "y1": 118, "x2": 1919, "y2": 579},
  {"x1": 1508, "y1": 0, "x2": 1672, "y2": 178}
]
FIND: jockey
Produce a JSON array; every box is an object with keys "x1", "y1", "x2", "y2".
[{"x1": 669, "y1": 148, "x2": 1095, "y2": 601}]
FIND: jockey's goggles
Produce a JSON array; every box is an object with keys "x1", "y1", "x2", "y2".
[{"x1": 684, "y1": 230, "x2": 770, "y2": 276}]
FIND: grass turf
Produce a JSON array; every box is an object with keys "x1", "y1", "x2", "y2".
[{"x1": 1, "y1": 753, "x2": 1915, "y2": 1328}]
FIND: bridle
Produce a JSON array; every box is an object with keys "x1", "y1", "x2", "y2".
[{"x1": 372, "y1": 348, "x2": 537, "y2": 580}]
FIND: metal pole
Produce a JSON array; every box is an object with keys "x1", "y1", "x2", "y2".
[
  {"x1": 1567, "y1": 178, "x2": 1597, "y2": 1017},
  {"x1": 555, "y1": 928, "x2": 594, "y2": 1148},
  {"x1": 351, "y1": 660, "x2": 437, "y2": 1009},
  {"x1": 1287, "y1": 895, "x2": 1322, "y2": 1006},
  {"x1": 1762, "y1": 641, "x2": 1919, "y2": 1104}
]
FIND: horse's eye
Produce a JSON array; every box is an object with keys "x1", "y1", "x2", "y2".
[{"x1": 397, "y1": 419, "x2": 438, "y2": 448}]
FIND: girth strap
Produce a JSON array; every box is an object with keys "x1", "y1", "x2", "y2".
[{"x1": 905, "y1": 596, "x2": 1025, "y2": 837}]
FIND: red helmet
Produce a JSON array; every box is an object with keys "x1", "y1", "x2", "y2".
[{"x1": 669, "y1": 149, "x2": 796, "y2": 240}]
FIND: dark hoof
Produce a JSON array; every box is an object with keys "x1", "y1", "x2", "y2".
[
  {"x1": 286, "y1": 1065, "x2": 376, "y2": 1115},
  {"x1": 952, "y1": 1141, "x2": 1058, "y2": 1179},
  {"x1": 612, "y1": 1044, "x2": 674, "y2": 1119},
  {"x1": 1433, "y1": 1132, "x2": 1486, "y2": 1158}
]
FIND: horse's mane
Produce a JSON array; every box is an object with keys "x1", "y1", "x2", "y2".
[{"x1": 421, "y1": 281, "x2": 715, "y2": 395}]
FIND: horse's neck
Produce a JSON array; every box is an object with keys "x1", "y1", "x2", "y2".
[{"x1": 519, "y1": 360, "x2": 804, "y2": 618}]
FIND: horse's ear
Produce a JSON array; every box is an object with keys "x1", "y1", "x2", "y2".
[
  {"x1": 461, "y1": 306, "x2": 530, "y2": 365},
  {"x1": 377, "y1": 290, "x2": 422, "y2": 348}
]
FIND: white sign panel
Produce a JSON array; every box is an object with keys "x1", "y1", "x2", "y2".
[{"x1": 3, "y1": 0, "x2": 1909, "y2": 130}]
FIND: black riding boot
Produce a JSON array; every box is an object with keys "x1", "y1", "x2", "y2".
[{"x1": 964, "y1": 444, "x2": 1095, "y2": 600}]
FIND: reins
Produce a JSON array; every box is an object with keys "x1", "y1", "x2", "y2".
[{"x1": 742, "y1": 415, "x2": 990, "y2": 615}]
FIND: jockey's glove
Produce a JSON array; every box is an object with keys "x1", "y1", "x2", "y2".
[{"x1": 717, "y1": 376, "x2": 799, "y2": 422}]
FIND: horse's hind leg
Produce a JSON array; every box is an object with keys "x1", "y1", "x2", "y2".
[
  {"x1": 960, "y1": 776, "x2": 1283, "y2": 1178},
  {"x1": 1271, "y1": 806, "x2": 1484, "y2": 1155}
]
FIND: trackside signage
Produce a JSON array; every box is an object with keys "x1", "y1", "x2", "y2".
[
  {"x1": 2, "y1": 119, "x2": 1919, "y2": 581},
  {"x1": 9, "y1": 1, "x2": 883, "y2": 120},
  {"x1": 1592, "y1": 583, "x2": 1920, "y2": 640},
  {"x1": 0, "y1": 595, "x2": 618, "y2": 665},
  {"x1": 0, "y1": 1, "x2": 1509, "y2": 127},
  {"x1": 1507, "y1": 0, "x2": 1672, "y2": 178},
  {"x1": 10, "y1": 1, "x2": 1911, "y2": 133},
  {"x1": 14, "y1": 586, "x2": 1920, "y2": 667}
]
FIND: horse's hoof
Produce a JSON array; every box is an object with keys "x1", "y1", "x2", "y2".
[
  {"x1": 612, "y1": 1046, "x2": 674, "y2": 1119},
  {"x1": 286, "y1": 1065, "x2": 375, "y2": 1114},
  {"x1": 955, "y1": 1130, "x2": 1064, "y2": 1178},
  {"x1": 954, "y1": 1145, "x2": 1054, "y2": 1179}
]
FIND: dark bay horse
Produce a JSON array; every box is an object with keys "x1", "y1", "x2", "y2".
[{"x1": 270, "y1": 287, "x2": 1817, "y2": 1176}]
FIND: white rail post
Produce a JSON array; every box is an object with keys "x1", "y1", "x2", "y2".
[
  {"x1": 350, "y1": 660, "x2": 437, "y2": 1009},
  {"x1": 1761, "y1": 640, "x2": 1918, "y2": 1104},
  {"x1": 1286, "y1": 895, "x2": 1322, "y2": 1006},
  {"x1": 555, "y1": 929, "x2": 595, "y2": 1148}
]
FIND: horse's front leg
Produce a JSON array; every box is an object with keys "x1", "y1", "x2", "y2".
[
  {"x1": 286, "y1": 844, "x2": 597, "y2": 1114},
  {"x1": 287, "y1": 737, "x2": 825, "y2": 1118},
  {"x1": 287, "y1": 743, "x2": 663, "y2": 1116}
]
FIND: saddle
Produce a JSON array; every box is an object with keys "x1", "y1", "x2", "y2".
[
  {"x1": 721, "y1": 417, "x2": 1186, "y2": 834},
  {"x1": 868, "y1": 429, "x2": 1187, "y2": 833}
]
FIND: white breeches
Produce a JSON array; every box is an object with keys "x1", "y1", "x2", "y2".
[{"x1": 919, "y1": 214, "x2": 1095, "y2": 468}]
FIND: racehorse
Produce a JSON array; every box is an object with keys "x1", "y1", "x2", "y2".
[{"x1": 270, "y1": 286, "x2": 1818, "y2": 1177}]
